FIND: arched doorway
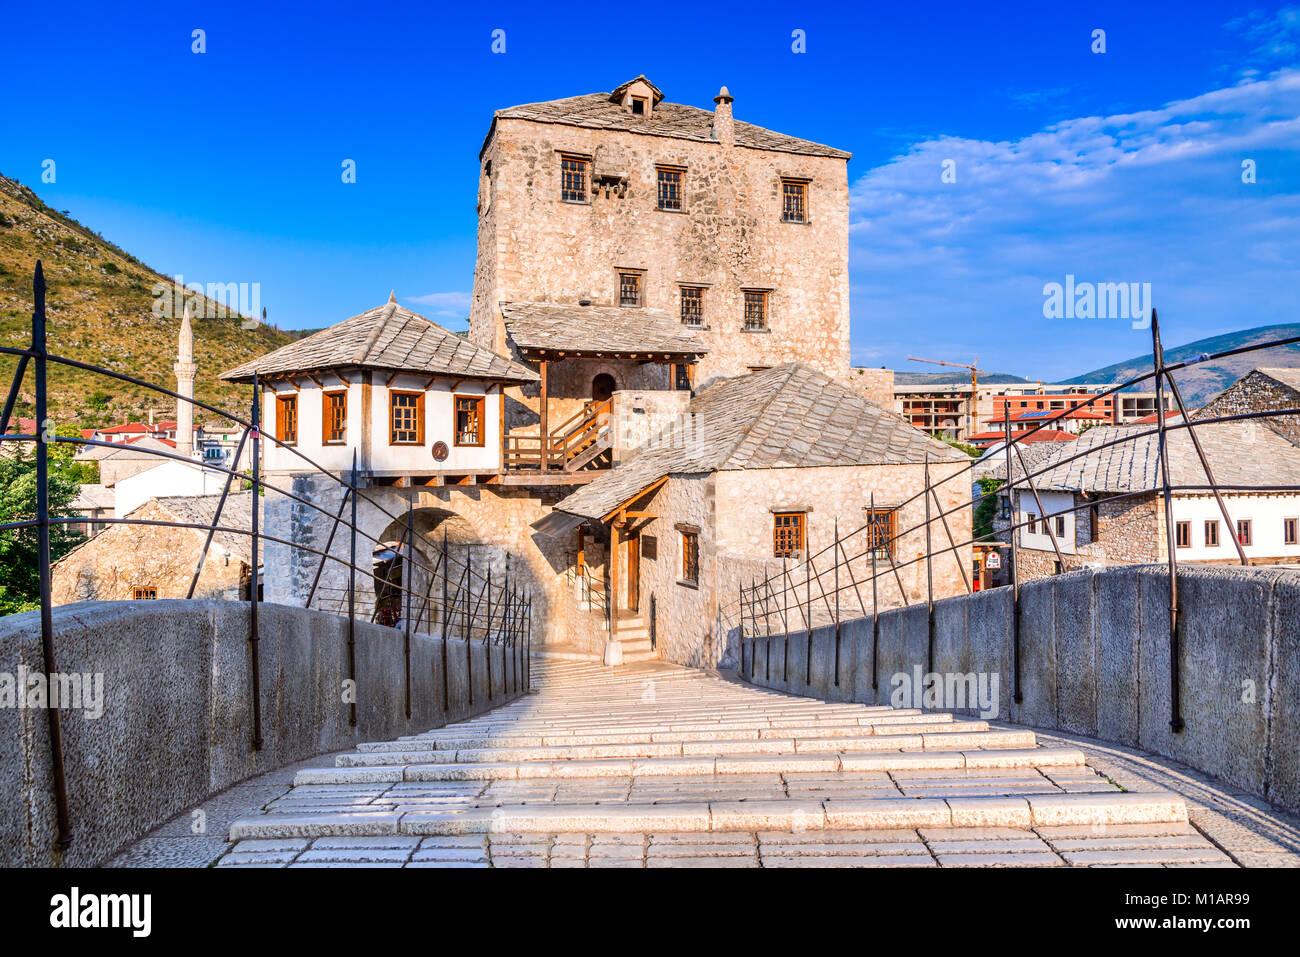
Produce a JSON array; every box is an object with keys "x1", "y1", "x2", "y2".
[{"x1": 591, "y1": 373, "x2": 616, "y2": 403}]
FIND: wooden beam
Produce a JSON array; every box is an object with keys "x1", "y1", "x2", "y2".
[
  {"x1": 601, "y1": 475, "x2": 669, "y2": 523},
  {"x1": 539, "y1": 359, "x2": 550, "y2": 472},
  {"x1": 610, "y1": 519, "x2": 620, "y2": 638}
]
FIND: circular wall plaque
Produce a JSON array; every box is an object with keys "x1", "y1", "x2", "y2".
[{"x1": 432, "y1": 441, "x2": 449, "y2": 462}]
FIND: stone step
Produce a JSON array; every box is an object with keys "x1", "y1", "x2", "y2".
[{"x1": 230, "y1": 790, "x2": 1188, "y2": 840}]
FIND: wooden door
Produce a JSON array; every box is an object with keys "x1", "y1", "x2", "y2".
[{"x1": 625, "y1": 532, "x2": 640, "y2": 612}]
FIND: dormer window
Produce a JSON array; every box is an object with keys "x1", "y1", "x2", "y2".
[{"x1": 631, "y1": 96, "x2": 647, "y2": 115}]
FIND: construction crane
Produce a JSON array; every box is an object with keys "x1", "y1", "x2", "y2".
[{"x1": 906, "y1": 356, "x2": 989, "y2": 440}]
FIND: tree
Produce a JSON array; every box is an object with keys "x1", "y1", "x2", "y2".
[
  {"x1": 973, "y1": 477, "x2": 1004, "y2": 544},
  {"x1": 0, "y1": 445, "x2": 85, "y2": 615}
]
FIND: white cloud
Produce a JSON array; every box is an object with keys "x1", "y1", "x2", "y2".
[
  {"x1": 848, "y1": 69, "x2": 1300, "y2": 380},
  {"x1": 407, "y1": 290, "x2": 472, "y2": 317}
]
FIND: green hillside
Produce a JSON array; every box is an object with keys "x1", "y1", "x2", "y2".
[{"x1": 0, "y1": 173, "x2": 294, "y2": 428}]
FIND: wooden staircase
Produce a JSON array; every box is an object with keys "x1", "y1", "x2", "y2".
[{"x1": 503, "y1": 399, "x2": 613, "y2": 473}]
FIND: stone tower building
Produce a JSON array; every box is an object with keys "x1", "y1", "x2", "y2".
[
  {"x1": 174, "y1": 300, "x2": 197, "y2": 459},
  {"x1": 470, "y1": 76, "x2": 852, "y2": 426}
]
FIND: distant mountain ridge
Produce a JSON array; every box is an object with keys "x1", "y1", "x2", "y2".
[
  {"x1": 1060, "y1": 323, "x2": 1300, "y2": 407},
  {"x1": 892, "y1": 371, "x2": 1029, "y2": 386},
  {"x1": 0, "y1": 173, "x2": 294, "y2": 426}
]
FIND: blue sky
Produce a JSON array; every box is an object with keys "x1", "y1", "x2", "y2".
[{"x1": 1, "y1": 1, "x2": 1296, "y2": 380}]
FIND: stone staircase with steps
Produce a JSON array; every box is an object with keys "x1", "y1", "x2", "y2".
[
  {"x1": 224, "y1": 658, "x2": 1191, "y2": 861},
  {"x1": 612, "y1": 614, "x2": 655, "y2": 663}
]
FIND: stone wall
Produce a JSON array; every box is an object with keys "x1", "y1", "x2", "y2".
[
  {"x1": 471, "y1": 106, "x2": 851, "y2": 391},
  {"x1": 50, "y1": 499, "x2": 247, "y2": 603},
  {"x1": 845, "y1": 367, "x2": 895, "y2": 410},
  {"x1": 742, "y1": 564, "x2": 1300, "y2": 815},
  {"x1": 1014, "y1": 491, "x2": 1162, "y2": 582},
  {"x1": 0, "y1": 599, "x2": 525, "y2": 867}
]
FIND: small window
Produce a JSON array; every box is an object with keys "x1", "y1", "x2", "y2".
[
  {"x1": 865, "y1": 508, "x2": 896, "y2": 560},
  {"x1": 781, "y1": 179, "x2": 807, "y2": 223},
  {"x1": 1286, "y1": 518, "x2": 1298, "y2": 546},
  {"x1": 389, "y1": 391, "x2": 424, "y2": 445},
  {"x1": 1237, "y1": 519, "x2": 1252, "y2": 546},
  {"x1": 1205, "y1": 520, "x2": 1220, "y2": 547},
  {"x1": 1055, "y1": 514, "x2": 1066, "y2": 537},
  {"x1": 1027, "y1": 513, "x2": 1038, "y2": 534},
  {"x1": 679, "y1": 285, "x2": 704, "y2": 326},
  {"x1": 132, "y1": 587, "x2": 157, "y2": 600},
  {"x1": 631, "y1": 96, "x2": 648, "y2": 115},
  {"x1": 276, "y1": 394, "x2": 298, "y2": 446},
  {"x1": 561, "y1": 155, "x2": 588, "y2": 202},
  {"x1": 619, "y1": 271, "x2": 642, "y2": 307},
  {"x1": 454, "y1": 395, "x2": 485, "y2": 447},
  {"x1": 773, "y1": 511, "x2": 805, "y2": 558},
  {"x1": 680, "y1": 531, "x2": 699, "y2": 584},
  {"x1": 673, "y1": 363, "x2": 692, "y2": 391},
  {"x1": 323, "y1": 390, "x2": 347, "y2": 444},
  {"x1": 657, "y1": 167, "x2": 683, "y2": 211},
  {"x1": 1175, "y1": 521, "x2": 1191, "y2": 549},
  {"x1": 743, "y1": 290, "x2": 769, "y2": 331},
  {"x1": 1089, "y1": 503, "x2": 1100, "y2": 538}
]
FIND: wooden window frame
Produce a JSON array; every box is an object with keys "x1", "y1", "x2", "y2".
[
  {"x1": 454, "y1": 394, "x2": 486, "y2": 448},
  {"x1": 275, "y1": 393, "x2": 298, "y2": 446},
  {"x1": 1204, "y1": 519, "x2": 1220, "y2": 547},
  {"x1": 865, "y1": 508, "x2": 897, "y2": 561},
  {"x1": 742, "y1": 289, "x2": 769, "y2": 332},
  {"x1": 1027, "y1": 513, "x2": 1038, "y2": 535},
  {"x1": 1237, "y1": 519, "x2": 1252, "y2": 547},
  {"x1": 618, "y1": 271, "x2": 643, "y2": 308},
  {"x1": 1286, "y1": 517, "x2": 1298, "y2": 546},
  {"x1": 389, "y1": 389, "x2": 425, "y2": 446},
  {"x1": 680, "y1": 530, "x2": 699, "y2": 585},
  {"x1": 1054, "y1": 514, "x2": 1067, "y2": 537},
  {"x1": 780, "y1": 178, "x2": 808, "y2": 223},
  {"x1": 679, "y1": 285, "x2": 705, "y2": 326},
  {"x1": 1175, "y1": 520, "x2": 1191, "y2": 549},
  {"x1": 772, "y1": 511, "x2": 806, "y2": 559},
  {"x1": 322, "y1": 389, "x2": 347, "y2": 445},
  {"x1": 560, "y1": 154, "x2": 589, "y2": 203},
  {"x1": 656, "y1": 166, "x2": 684, "y2": 211},
  {"x1": 132, "y1": 587, "x2": 157, "y2": 600}
]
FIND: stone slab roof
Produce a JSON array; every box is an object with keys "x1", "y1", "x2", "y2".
[
  {"x1": 144, "y1": 492, "x2": 257, "y2": 565},
  {"x1": 973, "y1": 440, "x2": 1068, "y2": 484},
  {"x1": 500, "y1": 302, "x2": 708, "y2": 357},
  {"x1": 488, "y1": 87, "x2": 850, "y2": 161},
  {"x1": 222, "y1": 296, "x2": 538, "y2": 383},
  {"x1": 1257, "y1": 367, "x2": 1300, "y2": 393},
  {"x1": 1009, "y1": 421, "x2": 1300, "y2": 495},
  {"x1": 70, "y1": 483, "x2": 115, "y2": 511},
  {"x1": 553, "y1": 363, "x2": 970, "y2": 520}
]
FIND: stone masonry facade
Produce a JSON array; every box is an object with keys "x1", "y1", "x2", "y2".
[
  {"x1": 1013, "y1": 491, "x2": 1163, "y2": 582},
  {"x1": 470, "y1": 80, "x2": 851, "y2": 401}
]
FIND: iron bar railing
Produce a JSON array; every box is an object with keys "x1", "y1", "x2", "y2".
[{"x1": 0, "y1": 263, "x2": 535, "y2": 857}]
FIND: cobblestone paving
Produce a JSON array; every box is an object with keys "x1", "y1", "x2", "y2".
[{"x1": 110, "y1": 657, "x2": 1300, "y2": 867}]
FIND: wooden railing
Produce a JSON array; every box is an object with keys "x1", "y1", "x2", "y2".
[{"x1": 503, "y1": 399, "x2": 612, "y2": 472}]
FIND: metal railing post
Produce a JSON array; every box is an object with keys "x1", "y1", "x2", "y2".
[
  {"x1": 485, "y1": 566, "x2": 494, "y2": 699},
  {"x1": 249, "y1": 372, "x2": 263, "y2": 750},
  {"x1": 1005, "y1": 408, "x2": 1022, "y2": 704},
  {"x1": 465, "y1": 547, "x2": 473, "y2": 706},
  {"x1": 347, "y1": 449, "x2": 357, "y2": 727},
  {"x1": 440, "y1": 527, "x2": 449, "y2": 712},
  {"x1": 403, "y1": 491, "x2": 413, "y2": 720},
  {"x1": 1152, "y1": 310, "x2": 1185, "y2": 733},
  {"x1": 33, "y1": 261, "x2": 72, "y2": 849},
  {"x1": 870, "y1": 491, "x2": 880, "y2": 692},
  {"x1": 833, "y1": 518, "x2": 841, "y2": 687},
  {"x1": 924, "y1": 454, "x2": 934, "y2": 676}
]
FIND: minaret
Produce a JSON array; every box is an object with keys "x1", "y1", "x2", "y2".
[{"x1": 174, "y1": 300, "x2": 197, "y2": 459}]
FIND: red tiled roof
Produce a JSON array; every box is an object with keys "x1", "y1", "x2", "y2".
[
  {"x1": 968, "y1": 429, "x2": 1076, "y2": 445},
  {"x1": 1132, "y1": 410, "x2": 1185, "y2": 424},
  {"x1": 99, "y1": 422, "x2": 151, "y2": 434}
]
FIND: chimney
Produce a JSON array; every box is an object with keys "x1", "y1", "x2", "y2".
[{"x1": 712, "y1": 86, "x2": 734, "y2": 148}]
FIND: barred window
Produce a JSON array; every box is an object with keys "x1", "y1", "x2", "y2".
[
  {"x1": 132, "y1": 587, "x2": 157, "y2": 600},
  {"x1": 323, "y1": 391, "x2": 347, "y2": 444},
  {"x1": 390, "y1": 391, "x2": 423, "y2": 445},
  {"x1": 680, "y1": 531, "x2": 699, "y2": 584},
  {"x1": 865, "y1": 508, "x2": 897, "y2": 560},
  {"x1": 657, "y1": 167, "x2": 683, "y2": 211},
  {"x1": 680, "y1": 285, "x2": 704, "y2": 326},
  {"x1": 619, "y1": 272, "x2": 642, "y2": 307},
  {"x1": 561, "y1": 155, "x2": 588, "y2": 202},
  {"x1": 781, "y1": 179, "x2": 807, "y2": 223},
  {"x1": 455, "y1": 395, "x2": 485, "y2": 447},
  {"x1": 773, "y1": 512, "x2": 805, "y2": 558},
  {"x1": 743, "y1": 290, "x2": 768, "y2": 331},
  {"x1": 276, "y1": 394, "x2": 298, "y2": 445}
]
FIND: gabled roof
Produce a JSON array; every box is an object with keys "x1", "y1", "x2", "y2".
[
  {"x1": 140, "y1": 492, "x2": 257, "y2": 565},
  {"x1": 1008, "y1": 421, "x2": 1300, "y2": 495},
  {"x1": 553, "y1": 363, "x2": 969, "y2": 520},
  {"x1": 484, "y1": 80, "x2": 851, "y2": 161},
  {"x1": 1256, "y1": 367, "x2": 1300, "y2": 392},
  {"x1": 500, "y1": 302, "x2": 707, "y2": 358},
  {"x1": 221, "y1": 295, "x2": 538, "y2": 384}
]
